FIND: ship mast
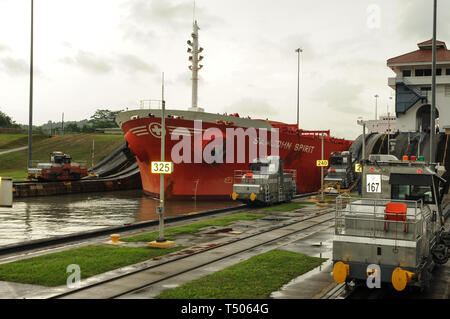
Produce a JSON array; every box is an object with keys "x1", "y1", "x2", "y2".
[{"x1": 187, "y1": 20, "x2": 204, "y2": 112}]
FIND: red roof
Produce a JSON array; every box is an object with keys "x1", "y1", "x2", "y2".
[
  {"x1": 387, "y1": 39, "x2": 450, "y2": 65},
  {"x1": 417, "y1": 39, "x2": 447, "y2": 49}
]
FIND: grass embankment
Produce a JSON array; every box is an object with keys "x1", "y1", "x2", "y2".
[
  {"x1": 0, "y1": 213, "x2": 265, "y2": 287},
  {"x1": 0, "y1": 134, "x2": 124, "y2": 180},
  {"x1": 0, "y1": 245, "x2": 182, "y2": 287},
  {"x1": 122, "y1": 212, "x2": 266, "y2": 242},
  {"x1": 156, "y1": 249, "x2": 326, "y2": 299},
  {"x1": 262, "y1": 201, "x2": 315, "y2": 212},
  {"x1": 0, "y1": 134, "x2": 47, "y2": 150}
]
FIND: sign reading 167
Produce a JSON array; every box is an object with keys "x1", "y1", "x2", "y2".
[
  {"x1": 151, "y1": 161, "x2": 174, "y2": 174},
  {"x1": 366, "y1": 174, "x2": 381, "y2": 193}
]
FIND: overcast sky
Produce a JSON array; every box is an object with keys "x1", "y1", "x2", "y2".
[{"x1": 1, "y1": 0, "x2": 449, "y2": 139}]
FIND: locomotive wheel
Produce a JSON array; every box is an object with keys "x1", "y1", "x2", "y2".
[{"x1": 432, "y1": 244, "x2": 449, "y2": 265}]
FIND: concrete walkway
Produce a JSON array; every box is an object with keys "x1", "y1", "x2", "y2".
[{"x1": 0, "y1": 146, "x2": 27, "y2": 156}]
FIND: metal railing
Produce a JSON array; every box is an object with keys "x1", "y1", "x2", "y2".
[
  {"x1": 233, "y1": 169, "x2": 297, "y2": 185},
  {"x1": 29, "y1": 160, "x2": 88, "y2": 168},
  {"x1": 139, "y1": 100, "x2": 162, "y2": 109},
  {"x1": 335, "y1": 195, "x2": 428, "y2": 242}
]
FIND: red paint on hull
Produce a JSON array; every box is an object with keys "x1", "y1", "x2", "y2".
[{"x1": 121, "y1": 116, "x2": 352, "y2": 199}]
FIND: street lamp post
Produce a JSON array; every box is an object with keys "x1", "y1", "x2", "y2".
[
  {"x1": 374, "y1": 94, "x2": 379, "y2": 120},
  {"x1": 27, "y1": 0, "x2": 34, "y2": 169},
  {"x1": 157, "y1": 72, "x2": 166, "y2": 243},
  {"x1": 295, "y1": 48, "x2": 302, "y2": 129},
  {"x1": 430, "y1": 0, "x2": 437, "y2": 163},
  {"x1": 387, "y1": 96, "x2": 393, "y2": 155}
]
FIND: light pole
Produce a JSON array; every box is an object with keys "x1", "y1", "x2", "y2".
[
  {"x1": 157, "y1": 72, "x2": 166, "y2": 243},
  {"x1": 374, "y1": 94, "x2": 379, "y2": 120},
  {"x1": 387, "y1": 96, "x2": 393, "y2": 155},
  {"x1": 430, "y1": 0, "x2": 437, "y2": 163},
  {"x1": 295, "y1": 48, "x2": 302, "y2": 128},
  {"x1": 27, "y1": 0, "x2": 34, "y2": 169}
]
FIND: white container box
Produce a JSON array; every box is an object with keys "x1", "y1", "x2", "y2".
[{"x1": 0, "y1": 177, "x2": 13, "y2": 207}]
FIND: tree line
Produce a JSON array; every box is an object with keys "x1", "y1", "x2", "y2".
[{"x1": 0, "y1": 109, "x2": 122, "y2": 134}]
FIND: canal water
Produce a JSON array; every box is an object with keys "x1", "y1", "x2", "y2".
[{"x1": 0, "y1": 190, "x2": 239, "y2": 246}]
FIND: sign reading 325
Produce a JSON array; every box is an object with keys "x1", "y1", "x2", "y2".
[{"x1": 151, "y1": 161, "x2": 174, "y2": 174}]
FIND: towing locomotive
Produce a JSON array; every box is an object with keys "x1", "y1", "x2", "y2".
[
  {"x1": 324, "y1": 151, "x2": 356, "y2": 189},
  {"x1": 231, "y1": 156, "x2": 297, "y2": 205},
  {"x1": 27, "y1": 151, "x2": 88, "y2": 182},
  {"x1": 332, "y1": 154, "x2": 450, "y2": 291}
]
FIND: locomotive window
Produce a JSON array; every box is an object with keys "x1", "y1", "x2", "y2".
[
  {"x1": 391, "y1": 184, "x2": 434, "y2": 204},
  {"x1": 330, "y1": 157, "x2": 343, "y2": 165}
]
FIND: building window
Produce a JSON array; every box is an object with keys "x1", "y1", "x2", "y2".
[
  {"x1": 447, "y1": 69, "x2": 450, "y2": 76},
  {"x1": 415, "y1": 69, "x2": 434, "y2": 76},
  {"x1": 437, "y1": 68, "x2": 442, "y2": 76},
  {"x1": 402, "y1": 70, "x2": 411, "y2": 77},
  {"x1": 421, "y1": 87, "x2": 431, "y2": 95}
]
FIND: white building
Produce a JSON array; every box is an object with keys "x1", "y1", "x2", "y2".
[
  {"x1": 357, "y1": 114, "x2": 397, "y2": 134},
  {"x1": 387, "y1": 39, "x2": 450, "y2": 133}
]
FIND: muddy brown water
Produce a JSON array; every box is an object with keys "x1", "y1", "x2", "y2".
[{"x1": 0, "y1": 189, "x2": 239, "y2": 246}]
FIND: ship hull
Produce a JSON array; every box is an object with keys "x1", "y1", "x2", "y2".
[{"x1": 117, "y1": 110, "x2": 352, "y2": 199}]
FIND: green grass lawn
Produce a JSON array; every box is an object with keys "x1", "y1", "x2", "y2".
[
  {"x1": 122, "y1": 212, "x2": 266, "y2": 242},
  {"x1": 156, "y1": 250, "x2": 326, "y2": 299},
  {"x1": 263, "y1": 202, "x2": 308, "y2": 212},
  {"x1": 0, "y1": 213, "x2": 266, "y2": 287},
  {"x1": 0, "y1": 245, "x2": 183, "y2": 287},
  {"x1": 0, "y1": 134, "x2": 124, "y2": 180},
  {"x1": 0, "y1": 134, "x2": 46, "y2": 150}
]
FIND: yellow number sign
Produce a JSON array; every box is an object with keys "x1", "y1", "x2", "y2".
[
  {"x1": 355, "y1": 163, "x2": 362, "y2": 173},
  {"x1": 316, "y1": 160, "x2": 328, "y2": 167},
  {"x1": 151, "y1": 161, "x2": 174, "y2": 174}
]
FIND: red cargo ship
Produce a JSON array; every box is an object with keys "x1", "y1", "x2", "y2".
[
  {"x1": 116, "y1": 109, "x2": 352, "y2": 199},
  {"x1": 115, "y1": 20, "x2": 352, "y2": 199}
]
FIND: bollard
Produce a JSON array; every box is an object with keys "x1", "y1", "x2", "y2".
[{"x1": 105, "y1": 234, "x2": 123, "y2": 245}]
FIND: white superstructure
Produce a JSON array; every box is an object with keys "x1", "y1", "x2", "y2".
[
  {"x1": 187, "y1": 20, "x2": 204, "y2": 112},
  {"x1": 357, "y1": 113, "x2": 397, "y2": 134},
  {"x1": 387, "y1": 40, "x2": 450, "y2": 133}
]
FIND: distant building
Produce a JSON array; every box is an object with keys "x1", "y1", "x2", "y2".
[
  {"x1": 357, "y1": 114, "x2": 397, "y2": 134},
  {"x1": 387, "y1": 39, "x2": 450, "y2": 133}
]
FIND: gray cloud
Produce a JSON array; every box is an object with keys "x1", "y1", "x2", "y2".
[
  {"x1": 117, "y1": 54, "x2": 158, "y2": 74},
  {"x1": 311, "y1": 79, "x2": 370, "y2": 116},
  {"x1": 60, "y1": 50, "x2": 159, "y2": 76},
  {"x1": 172, "y1": 72, "x2": 191, "y2": 87},
  {"x1": 391, "y1": 0, "x2": 450, "y2": 44},
  {"x1": 61, "y1": 50, "x2": 113, "y2": 74},
  {"x1": 0, "y1": 57, "x2": 29, "y2": 76},
  {"x1": 0, "y1": 44, "x2": 10, "y2": 53},
  {"x1": 226, "y1": 97, "x2": 278, "y2": 118},
  {"x1": 120, "y1": 0, "x2": 224, "y2": 43}
]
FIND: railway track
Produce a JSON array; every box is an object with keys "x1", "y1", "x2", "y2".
[
  {"x1": 320, "y1": 283, "x2": 347, "y2": 299},
  {"x1": 47, "y1": 206, "x2": 334, "y2": 299}
]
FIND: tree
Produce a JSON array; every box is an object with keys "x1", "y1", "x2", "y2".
[
  {"x1": 81, "y1": 124, "x2": 95, "y2": 133},
  {"x1": 89, "y1": 109, "x2": 121, "y2": 128},
  {"x1": 65, "y1": 122, "x2": 80, "y2": 133},
  {"x1": 0, "y1": 110, "x2": 20, "y2": 129}
]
